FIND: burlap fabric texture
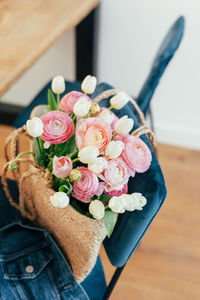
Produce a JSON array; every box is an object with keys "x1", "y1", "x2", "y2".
[{"x1": 2, "y1": 89, "x2": 156, "y2": 282}]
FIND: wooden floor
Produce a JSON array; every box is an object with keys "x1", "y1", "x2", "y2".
[{"x1": 1, "y1": 125, "x2": 200, "y2": 299}]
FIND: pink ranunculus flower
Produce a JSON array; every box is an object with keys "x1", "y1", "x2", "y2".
[
  {"x1": 40, "y1": 111, "x2": 74, "y2": 144},
  {"x1": 105, "y1": 183, "x2": 128, "y2": 197},
  {"x1": 76, "y1": 117, "x2": 112, "y2": 153},
  {"x1": 121, "y1": 135, "x2": 152, "y2": 173},
  {"x1": 53, "y1": 156, "x2": 72, "y2": 178},
  {"x1": 99, "y1": 158, "x2": 130, "y2": 192},
  {"x1": 60, "y1": 91, "x2": 91, "y2": 114},
  {"x1": 72, "y1": 167, "x2": 99, "y2": 203}
]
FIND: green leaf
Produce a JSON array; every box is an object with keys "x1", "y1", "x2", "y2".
[
  {"x1": 55, "y1": 135, "x2": 77, "y2": 157},
  {"x1": 58, "y1": 182, "x2": 72, "y2": 195},
  {"x1": 104, "y1": 210, "x2": 117, "y2": 238},
  {"x1": 48, "y1": 89, "x2": 57, "y2": 111},
  {"x1": 100, "y1": 193, "x2": 111, "y2": 203},
  {"x1": 33, "y1": 138, "x2": 46, "y2": 168}
]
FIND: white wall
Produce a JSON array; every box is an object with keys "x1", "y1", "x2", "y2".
[
  {"x1": 97, "y1": 0, "x2": 200, "y2": 150},
  {"x1": 1, "y1": 1, "x2": 200, "y2": 150}
]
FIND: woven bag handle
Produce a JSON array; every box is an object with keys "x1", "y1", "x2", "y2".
[{"x1": 93, "y1": 89, "x2": 156, "y2": 150}]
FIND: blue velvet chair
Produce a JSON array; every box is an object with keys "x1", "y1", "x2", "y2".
[{"x1": 12, "y1": 16, "x2": 184, "y2": 300}]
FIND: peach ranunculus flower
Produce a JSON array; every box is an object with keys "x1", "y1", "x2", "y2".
[
  {"x1": 99, "y1": 157, "x2": 130, "y2": 192},
  {"x1": 60, "y1": 91, "x2": 91, "y2": 114},
  {"x1": 53, "y1": 156, "x2": 73, "y2": 178},
  {"x1": 121, "y1": 135, "x2": 152, "y2": 173},
  {"x1": 40, "y1": 111, "x2": 74, "y2": 144},
  {"x1": 72, "y1": 167, "x2": 99, "y2": 203},
  {"x1": 75, "y1": 117, "x2": 112, "y2": 153}
]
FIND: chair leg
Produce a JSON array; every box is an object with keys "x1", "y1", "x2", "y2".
[{"x1": 103, "y1": 264, "x2": 126, "y2": 300}]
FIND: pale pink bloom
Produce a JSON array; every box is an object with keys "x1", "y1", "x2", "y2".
[
  {"x1": 121, "y1": 135, "x2": 152, "y2": 173},
  {"x1": 96, "y1": 182, "x2": 105, "y2": 196},
  {"x1": 99, "y1": 158, "x2": 129, "y2": 192},
  {"x1": 96, "y1": 108, "x2": 119, "y2": 133},
  {"x1": 105, "y1": 183, "x2": 128, "y2": 197},
  {"x1": 60, "y1": 91, "x2": 91, "y2": 114},
  {"x1": 75, "y1": 117, "x2": 112, "y2": 153},
  {"x1": 72, "y1": 167, "x2": 99, "y2": 203},
  {"x1": 53, "y1": 156, "x2": 72, "y2": 178},
  {"x1": 43, "y1": 141, "x2": 51, "y2": 149},
  {"x1": 40, "y1": 111, "x2": 74, "y2": 144}
]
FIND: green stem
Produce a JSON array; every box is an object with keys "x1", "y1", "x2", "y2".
[
  {"x1": 72, "y1": 115, "x2": 76, "y2": 122},
  {"x1": 108, "y1": 105, "x2": 113, "y2": 110},
  {"x1": 37, "y1": 137, "x2": 45, "y2": 155},
  {"x1": 57, "y1": 94, "x2": 60, "y2": 108},
  {"x1": 112, "y1": 132, "x2": 117, "y2": 139},
  {"x1": 16, "y1": 151, "x2": 35, "y2": 159},
  {"x1": 68, "y1": 149, "x2": 79, "y2": 158},
  {"x1": 72, "y1": 157, "x2": 79, "y2": 163}
]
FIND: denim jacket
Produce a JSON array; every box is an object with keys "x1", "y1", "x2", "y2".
[{"x1": 0, "y1": 180, "x2": 89, "y2": 300}]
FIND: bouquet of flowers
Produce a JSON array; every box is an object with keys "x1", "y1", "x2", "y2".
[{"x1": 3, "y1": 75, "x2": 153, "y2": 281}]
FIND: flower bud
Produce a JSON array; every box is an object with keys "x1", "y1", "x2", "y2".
[
  {"x1": 53, "y1": 156, "x2": 72, "y2": 178},
  {"x1": 78, "y1": 146, "x2": 99, "y2": 164},
  {"x1": 123, "y1": 194, "x2": 136, "y2": 211},
  {"x1": 105, "y1": 141, "x2": 124, "y2": 159},
  {"x1": 89, "y1": 200, "x2": 105, "y2": 219},
  {"x1": 108, "y1": 196, "x2": 125, "y2": 213},
  {"x1": 114, "y1": 115, "x2": 134, "y2": 136},
  {"x1": 131, "y1": 193, "x2": 147, "y2": 210},
  {"x1": 26, "y1": 117, "x2": 44, "y2": 138},
  {"x1": 88, "y1": 157, "x2": 108, "y2": 174},
  {"x1": 110, "y1": 92, "x2": 129, "y2": 109},
  {"x1": 50, "y1": 192, "x2": 69, "y2": 208},
  {"x1": 98, "y1": 110, "x2": 114, "y2": 125},
  {"x1": 70, "y1": 169, "x2": 82, "y2": 181},
  {"x1": 81, "y1": 75, "x2": 97, "y2": 94},
  {"x1": 73, "y1": 96, "x2": 91, "y2": 117},
  {"x1": 90, "y1": 103, "x2": 100, "y2": 115},
  {"x1": 9, "y1": 161, "x2": 18, "y2": 171},
  {"x1": 51, "y1": 75, "x2": 65, "y2": 94}
]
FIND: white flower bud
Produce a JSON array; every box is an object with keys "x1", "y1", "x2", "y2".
[
  {"x1": 50, "y1": 192, "x2": 69, "y2": 208},
  {"x1": 123, "y1": 194, "x2": 136, "y2": 211},
  {"x1": 51, "y1": 75, "x2": 65, "y2": 94},
  {"x1": 108, "y1": 196, "x2": 125, "y2": 213},
  {"x1": 26, "y1": 117, "x2": 44, "y2": 138},
  {"x1": 110, "y1": 92, "x2": 129, "y2": 109},
  {"x1": 98, "y1": 110, "x2": 114, "y2": 125},
  {"x1": 131, "y1": 193, "x2": 147, "y2": 210},
  {"x1": 89, "y1": 200, "x2": 105, "y2": 219},
  {"x1": 78, "y1": 146, "x2": 99, "y2": 164},
  {"x1": 73, "y1": 96, "x2": 91, "y2": 117},
  {"x1": 81, "y1": 75, "x2": 97, "y2": 94},
  {"x1": 90, "y1": 103, "x2": 100, "y2": 115},
  {"x1": 88, "y1": 157, "x2": 108, "y2": 174},
  {"x1": 105, "y1": 141, "x2": 124, "y2": 159},
  {"x1": 114, "y1": 115, "x2": 134, "y2": 136},
  {"x1": 70, "y1": 169, "x2": 82, "y2": 181}
]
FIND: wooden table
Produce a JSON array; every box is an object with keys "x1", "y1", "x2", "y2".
[{"x1": 0, "y1": 0, "x2": 99, "y2": 96}]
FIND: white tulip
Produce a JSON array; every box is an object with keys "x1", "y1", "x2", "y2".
[
  {"x1": 73, "y1": 96, "x2": 91, "y2": 117},
  {"x1": 78, "y1": 146, "x2": 99, "y2": 164},
  {"x1": 105, "y1": 141, "x2": 124, "y2": 159},
  {"x1": 110, "y1": 92, "x2": 129, "y2": 109},
  {"x1": 88, "y1": 157, "x2": 108, "y2": 174},
  {"x1": 81, "y1": 75, "x2": 97, "y2": 94},
  {"x1": 131, "y1": 193, "x2": 147, "y2": 210},
  {"x1": 89, "y1": 200, "x2": 105, "y2": 219},
  {"x1": 114, "y1": 115, "x2": 134, "y2": 136},
  {"x1": 98, "y1": 110, "x2": 114, "y2": 125},
  {"x1": 50, "y1": 192, "x2": 69, "y2": 208},
  {"x1": 123, "y1": 194, "x2": 136, "y2": 211},
  {"x1": 26, "y1": 117, "x2": 43, "y2": 138},
  {"x1": 108, "y1": 196, "x2": 125, "y2": 213},
  {"x1": 51, "y1": 75, "x2": 65, "y2": 94}
]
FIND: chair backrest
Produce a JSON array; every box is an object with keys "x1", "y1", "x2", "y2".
[
  {"x1": 137, "y1": 16, "x2": 185, "y2": 115},
  {"x1": 92, "y1": 83, "x2": 167, "y2": 268}
]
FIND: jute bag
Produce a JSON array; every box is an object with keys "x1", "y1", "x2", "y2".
[{"x1": 2, "y1": 89, "x2": 156, "y2": 282}]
